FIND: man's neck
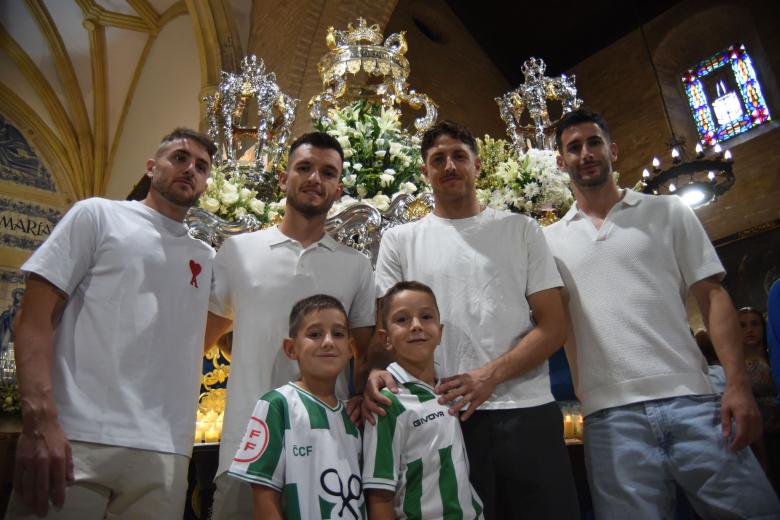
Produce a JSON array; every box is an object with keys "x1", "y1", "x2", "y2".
[
  {"x1": 141, "y1": 193, "x2": 187, "y2": 222},
  {"x1": 572, "y1": 181, "x2": 623, "y2": 220},
  {"x1": 432, "y1": 194, "x2": 481, "y2": 220},
  {"x1": 278, "y1": 208, "x2": 327, "y2": 248}
]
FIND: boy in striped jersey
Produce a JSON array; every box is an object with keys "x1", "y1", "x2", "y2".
[
  {"x1": 229, "y1": 295, "x2": 365, "y2": 519},
  {"x1": 363, "y1": 281, "x2": 483, "y2": 519}
]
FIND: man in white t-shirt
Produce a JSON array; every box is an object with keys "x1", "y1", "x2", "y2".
[
  {"x1": 545, "y1": 108, "x2": 779, "y2": 518},
  {"x1": 8, "y1": 128, "x2": 217, "y2": 519},
  {"x1": 365, "y1": 121, "x2": 579, "y2": 519},
  {"x1": 205, "y1": 132, "x2": 375, "y2": 520}
]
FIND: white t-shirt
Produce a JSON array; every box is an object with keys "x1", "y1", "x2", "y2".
[
  {"x1": 363, "y1": 363, "x2": 483, "y2": 519},
  {"x1": 544, "y1": 190, "x2": 723, "y2": 415},
  {"x1": 210, "y1": 226, "x2": 375, "y2": 477},
  {"x1": 229, "y1": 383, "x2": 365, "y2": 519},
  {"x1": 22, "y1": 198, "x2": 214, "y2": 456},
  {"x1": 375, "y1": 208, "x2": 563, "y2": 409}
]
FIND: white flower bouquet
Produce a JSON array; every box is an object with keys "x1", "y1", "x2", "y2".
[
  {"x1": 198, "y1": 164, "x2": 285, "y2": 224},
  {"x1": 316, "y1": 100, "x2": 427, "y2": 214},
  {"x1": 476, "y1": 135, "x2": 573, "y2": 221}
]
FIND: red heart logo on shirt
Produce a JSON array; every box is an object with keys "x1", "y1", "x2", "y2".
[{"x1": 189, "y1": 260, "x2": 202, "y2": 288}]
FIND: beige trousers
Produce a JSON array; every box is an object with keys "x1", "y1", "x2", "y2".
[{"x1": 5, "y1": 441, "x2": 190, "y2": 520}]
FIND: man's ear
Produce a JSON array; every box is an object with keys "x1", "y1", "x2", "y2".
[
  {"x1": 610, "y1": 141, "x2": 618, "y2": 162},
  {"x1": 279, "y1": 170, "x2": 289, "y2": 192},
  {"x1": 145, "y1": 159, "x2": 155, "y2": 178},
  {"x1": 282, "y1": 337, "x2": 297, "y2": 360}
]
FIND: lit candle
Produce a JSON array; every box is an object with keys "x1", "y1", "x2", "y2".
[
  {"x1": 652, "y1": 157, "x2": 661, "y2": 171},
  {"x1": 576, "y1": 415, "x2": 584, "y2": 439},
  {"x1": 564, "y1": 414, "x2": 574, "y2": 439},
  {"x1": 205, "y1": 426, "x2": 220, "y2": 443},
  {"x1": 713, "y1": 143, "x2": 722, "y2": 154},
  {"x1": 695, "y1": 143, "x2": 704, "y2": 158},
  {"x1": 671, "y1": 147, "x2": 680, "y2": 163},
  {"x1": 642, "y1": 168, "x2": 650, "y2": 179},
  {"x1": 669, "y1": 182, "x2": 677, "y2": 192},
  {"x1": 723, "y1": 150, "x2": 732, "y2": 161}
]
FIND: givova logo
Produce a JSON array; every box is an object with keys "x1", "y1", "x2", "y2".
[{"x1": 412, "y1": 410, "x2": 445, "y2": 427}]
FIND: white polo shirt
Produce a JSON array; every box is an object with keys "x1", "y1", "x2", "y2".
[
  {"x1": 544, "y1": 190, "x2": 723, "y2": 415},
  {"x1": 210, "y1": 226, "x2": 375, "y2": 477},
  {"x1": 375, "y1": 208, "x2": 563, "y2": 410}
]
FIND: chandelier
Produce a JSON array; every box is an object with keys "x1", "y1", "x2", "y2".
[{"x1": 637, "y1": 24, "x2": 734, "y2": 208}]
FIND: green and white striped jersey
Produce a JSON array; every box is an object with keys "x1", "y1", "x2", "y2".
[
  {"x1": 363, "y1": 363, "x2": 483, "y2": 519},
  {"x1": 229, "y1": 383, "x2": 365, "y2": 519}
]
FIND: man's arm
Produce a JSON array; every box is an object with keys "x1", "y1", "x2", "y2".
[
  {"x1": 204, "y1": 311, "x2": 232, "y2": 354},
  {"x1": 13, "y1": 274, "x2": 73, "y2": 516},
  {"x1": 251, "y1": 485, "x2": 283, "y2": 520},
  {"x1": 560, "y1": 287, "x2": 580, "y2": 394},
  {"x1": 691, "y1": 275, "x2": 761, "y2": 451},
  {"x1": 436, "y1": 287, "x2": 566, "y2": 420}
]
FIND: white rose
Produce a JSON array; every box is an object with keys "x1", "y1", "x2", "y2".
[
  {"x1": 221, "y1": 181, "x2": 238, "y2": 194},
  {"x1": 221, "y1": 191, "x2": 239, "y2": 204},
  {"x1": 375, "y1": 138, "x2": 385, "y2": 147},
  {"x1": 343, "y1": 174, "x2": 357, "y2": 187},
  {"x1": 372, "y1": 193, "x2": 390, "y2": 211},
  {"x1": 388, "y1": 142, "x2": 403, "y2": 157},
  {"x1": 337, "y1": 136, "x2": 351, "y2": 149},
  {"x1": 234, "y1": 207, "x2": 247, "y2": 219},
  {"x1": 401, "y1": 182, "x2": 417, "y2": 193},
  {"x1": 343, "y1": 148, "x2": 354, "y2": 158},
  {"x1": 353, "y1": 163, "x2": 363, "y2": 171},
  {"x1": 383, "y1": 168, "x2": 396, "y2": 176},
  {"x1": 202, "y1": 197, "x2": 220, "y2": 213},
  {"x1": 239, "y1": 187, "x2": 253, "y2": 201},
  {"x1": 343, "y1": 161, "x2": 351, "y2": 169},
  {"x1": 249, "y1": 198, "x2": 265, "y2": 215},
  {"x1": 380, "y1": 173, "x2": 395, "y2": 187},
  {"x1": 268, "y1": 210, "x2": 279, "y2": 221},
  {"x1": 357, "y1": 184, "x2": 368, "y2": 198},
  {"x1": 375, "y1": 150, "x2": 386, "y2": 158}
]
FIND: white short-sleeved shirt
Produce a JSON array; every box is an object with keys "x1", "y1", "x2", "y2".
[
  {"x1": 22, "y1": 198, "x2": 214, "y2": 456},
  {"x1": 229, "y1": 383, "x2": 364, "y2": 519},
  {"x1": 363, "y1": 363, "x2": 483, "y2": 519},
  {"x1": 544, "y1": 190, "x2": 723, "y2": 415},
  {"x1": 375, "y1": 208, "x2": 563, "y2": 409},
  {"x1": 210, "y1": 226, "x2": 375, "y2": 477}
]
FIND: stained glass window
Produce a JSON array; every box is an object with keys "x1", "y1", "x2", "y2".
[{"x1": 682, "y1": 44, "x2": 771, "y2": 145}]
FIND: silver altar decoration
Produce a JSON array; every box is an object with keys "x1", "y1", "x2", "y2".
[
  {"x1": 496, "y1": 57, "x2": 582, "y2": 153},
  {"x1": 0, "y1": 342, "x2": 15, "y2": 385},
  {"x1": 310, "y1": 18, "x2": 437, "y2": 141},
  {"x1": 204, "y1": 55, "x2": 298, "y2": 190}
]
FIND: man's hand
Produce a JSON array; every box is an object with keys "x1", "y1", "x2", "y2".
[
  {"x1": 13, "y1": 419, "x2": 74, "y2": 517},
  {"x1": 720, "y1": 382, "x2": 762, "y2": 451},
  {"x1": 361, "y1": 369, "x2": 397, "y2": 425},
  {"x1": 346, "y1": 395, "x2": 364, "y2": 428},
  {"x1": 436, "y1": 366, "x2": 496, "y2": 421}
]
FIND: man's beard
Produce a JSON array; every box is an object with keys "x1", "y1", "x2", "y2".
[
  {"x1": 286, "y1": 190, "x2": 334, "y2": 217},
  {"x1": 151, "y1": 176, "x2": 200, "y2": 208},
  {"x1": 570, "y1": 162, "x2": 610, "y2": 188}
]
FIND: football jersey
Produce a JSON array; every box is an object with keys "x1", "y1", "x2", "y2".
[
  {"x1": 363, "y1": 363, "x2": 483, "y2": 519},
  {"x1": 229, "y1": 383, "x2": 365, "y2": 519}
]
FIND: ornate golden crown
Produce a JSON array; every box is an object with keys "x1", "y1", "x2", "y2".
[{"x1": 311, "y1": 18, "x2": 436, "y2": 140}]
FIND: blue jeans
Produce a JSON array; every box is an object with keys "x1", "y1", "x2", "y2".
[{"x1": 584, "y1": 395, "x2": 780, "y2": 519}]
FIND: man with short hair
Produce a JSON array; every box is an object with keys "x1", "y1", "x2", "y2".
[
  {"x1": 205, "y1": 131, "x2": 375, "y2": 520},
  {"x1": 366, "y1": 120, "x2": 580, "y2": 519},
  {"x1": 545, "y1": 108, "x2": 780, "y2": 518},
  {"x1": 9, "y1": 128, "x2": 217, "y2": 518}
]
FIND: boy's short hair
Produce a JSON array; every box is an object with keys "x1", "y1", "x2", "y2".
[
  {"x1": 158, "y1": 127, "x2": 217, "y2": 158},
  {"x1": 420, "y1": 120, "x2": 477, "y2": 161},
  {"x1": 288, "y1": 131, "x2": 344, "y2": 163},
  {"x1": 381, "y1": 281, "x2": 440, "y2": 326},
  {"x1": 288, "y1": 294, "x2": 348, "y2": 337},
  {"x1": 555, "y1": 108, "x2": 612, "y2": 153}
]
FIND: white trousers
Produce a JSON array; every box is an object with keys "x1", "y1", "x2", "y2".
[{"x1": 5, "y1": 441, "x2": 190, "y2": 520}]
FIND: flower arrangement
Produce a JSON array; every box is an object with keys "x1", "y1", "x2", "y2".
[
  {"x1": 476, "y1": 136, "x2": 574, "y2": 221},
  {"x1": 198, "y1": 165, "x2": 285, "y2": 224},
  {"x1": 316, "y1": 100, "x2": 426, "y2": 214},
  {"x1": 0, "y1": 382, "x2": 20, "y2": 414}
]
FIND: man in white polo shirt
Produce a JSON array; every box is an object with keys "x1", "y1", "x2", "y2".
[
  {"x1": 9, "y1": 128, "x2": 216, "y2": 519},
  {"x1": 545, "y1": 108, "x2": 779, "y2": 518},
  {"x1": 205, "y1": 132, "x2": 375, "y2": 520}
]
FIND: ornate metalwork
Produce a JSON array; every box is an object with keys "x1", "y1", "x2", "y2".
[
  {"x1": 496, "y1": 57, "x2": 582, "y2": 153},
  {"x1": 310, "y1": 18, "x2": 437, "y2": 141},
  {"x1": 204, "y1": 55, "x2": 298, "y2": 190}
]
